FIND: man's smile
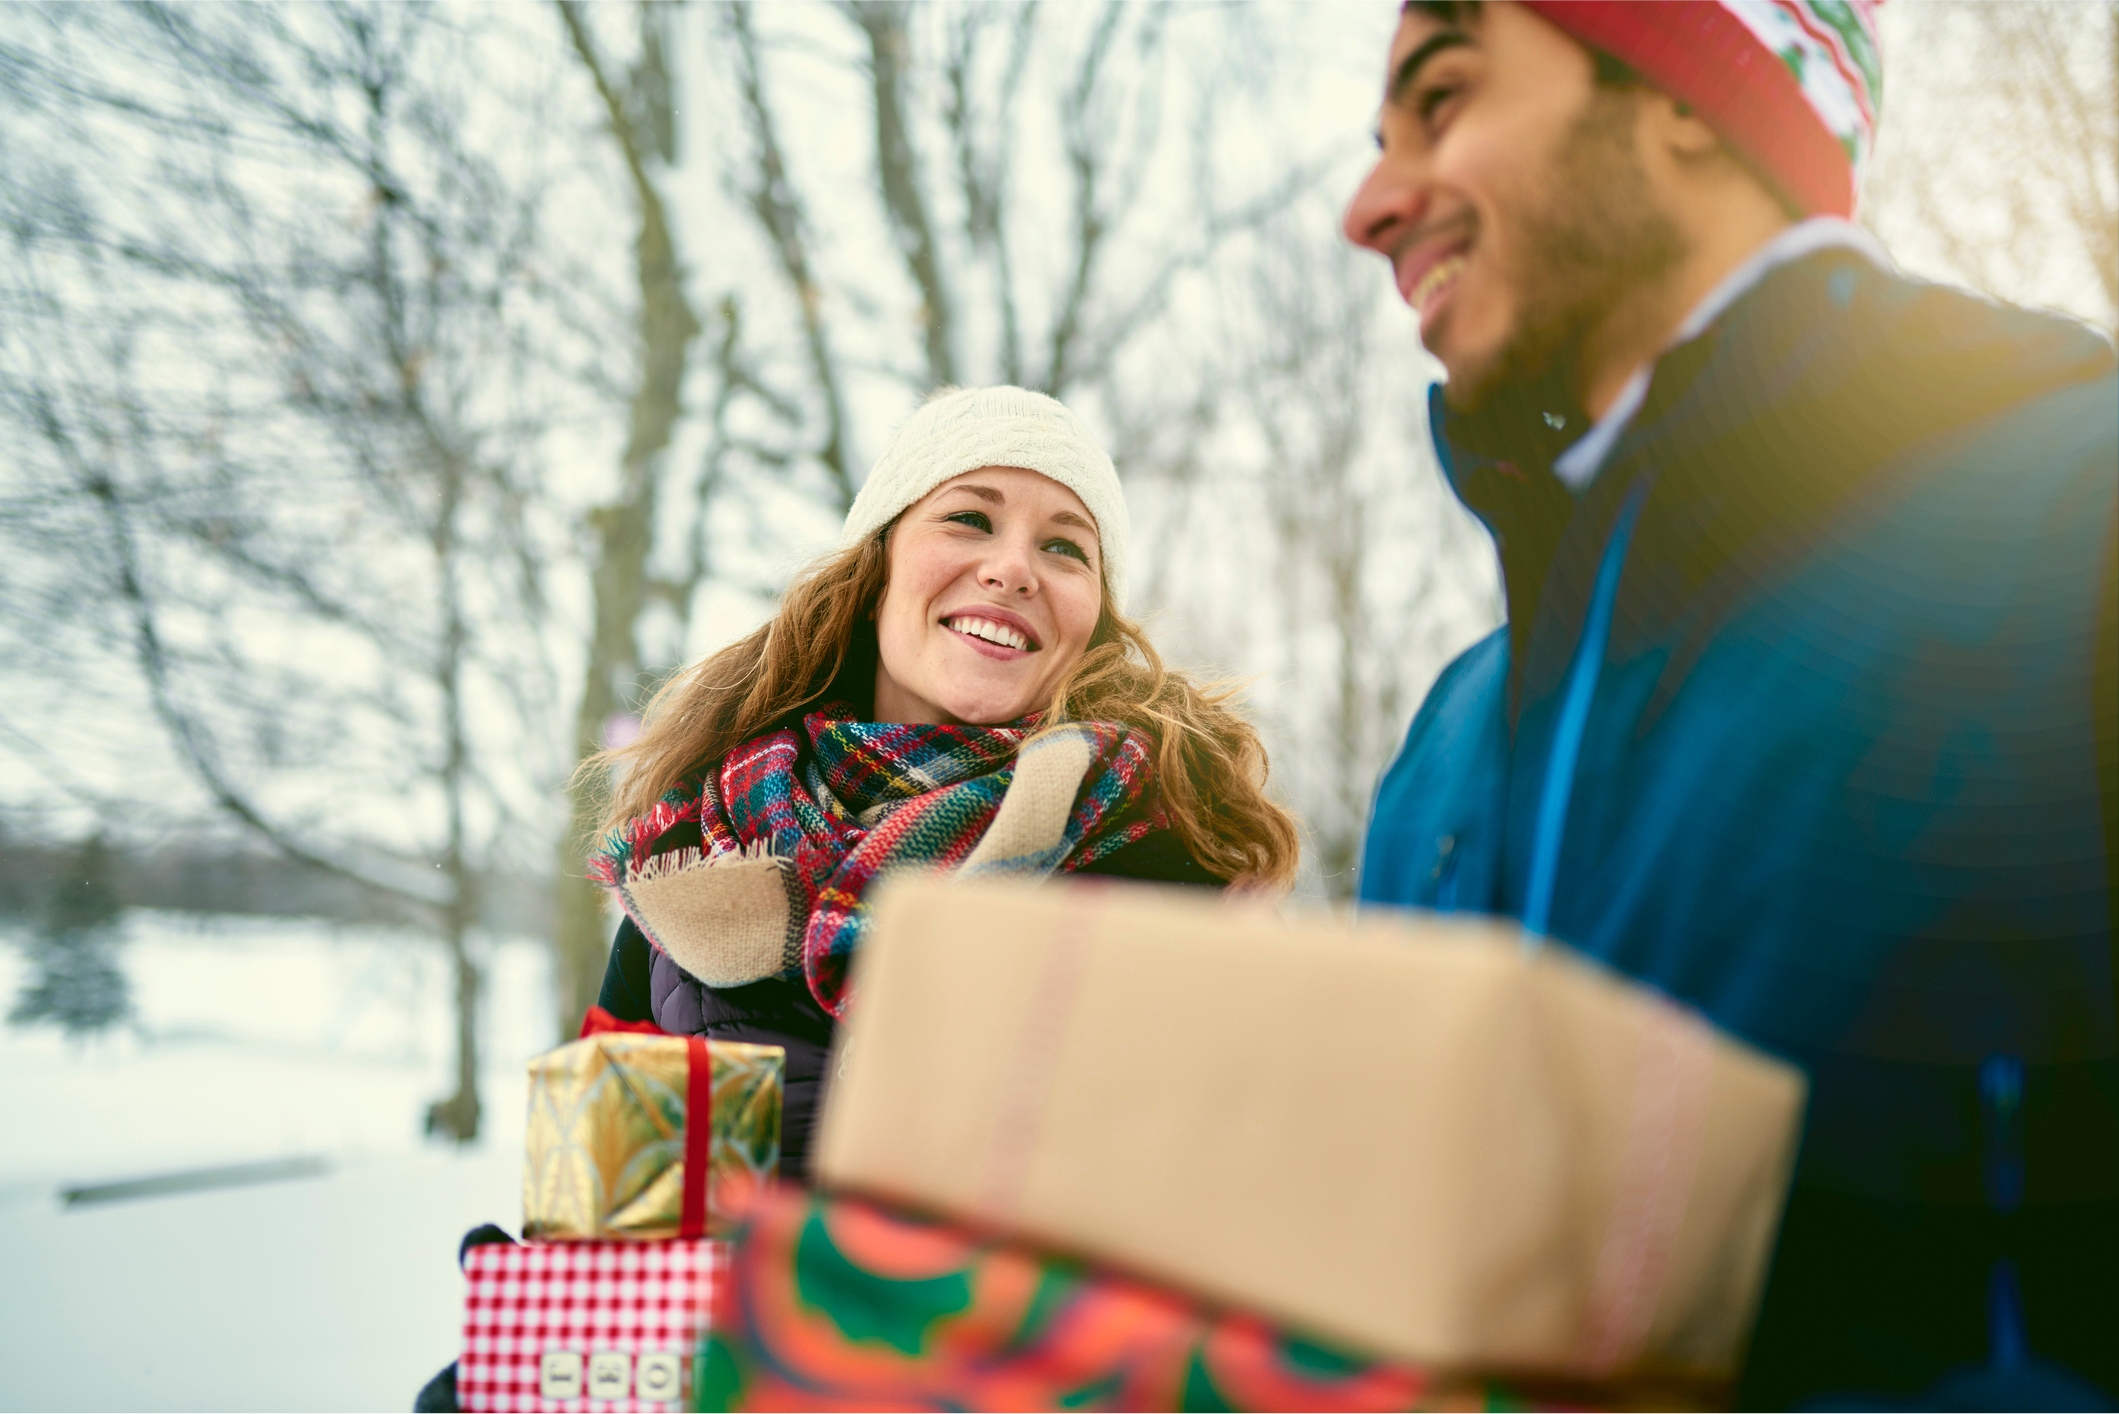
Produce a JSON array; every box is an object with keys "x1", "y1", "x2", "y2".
[
  {"x1": 1411, "y1": 252, "x2": 1467, "y2": 311},
  {"x1": 1390, "y1": 216, "x2": 1478, "y2": 333}
]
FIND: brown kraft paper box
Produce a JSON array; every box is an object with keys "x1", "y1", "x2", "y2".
[{"x1": 813, "y1": 876, "x2": 1806, "y2": 1385}]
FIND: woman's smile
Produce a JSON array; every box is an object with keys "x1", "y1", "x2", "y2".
[{"x1": 941, "y1": 608, "x2": 1040, "y2": 656}]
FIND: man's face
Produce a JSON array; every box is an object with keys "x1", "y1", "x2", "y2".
[{"x1": 1343, "y1": 2, "x2": 1683, "y2": 412}]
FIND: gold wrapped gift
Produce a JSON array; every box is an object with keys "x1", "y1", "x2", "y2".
[{"x1": 525, "y1": 1029, "x2": 782, "y2": 1240}]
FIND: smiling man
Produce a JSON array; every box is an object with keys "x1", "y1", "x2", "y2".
[{"x1": 1346, "y1": 1, "x2": 2118, "y2": 1407}]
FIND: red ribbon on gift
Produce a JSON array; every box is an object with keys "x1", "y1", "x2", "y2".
[
  {"x1": 578, "y1": 1004, "x2": 666, "y2": 1038},
  {"x1": 678, "y1": 1033, "x2": 712, "y2": 1239},
  {"x1": 577, "y1": 1005, "x2": 714, "y2": 1240}
]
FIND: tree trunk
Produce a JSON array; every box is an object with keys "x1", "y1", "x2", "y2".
[
  {"x1": 855, "y1": 0, "x2": 957, "y2": 389},
  {"x1": 426, "y1": 441, "x2": 484, "y2": 1142},
  {"x1": 553, "y1": 0, "x2": 701, "y2": 1039},
  {"x1": 426, "y1": 905, "x2": 483, "y2": 1143}
]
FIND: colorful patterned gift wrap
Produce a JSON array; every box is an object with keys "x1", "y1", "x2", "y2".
[
  {"x1": 459, "y1": 1238, "x2": 725, "y2": 1412},
  {"x1": 697, "y1": 1188, "x2": 1646, "y2": 1413},
  {"x1": 525, "y1": 1018, "x2": 782, "y2": 1242}
]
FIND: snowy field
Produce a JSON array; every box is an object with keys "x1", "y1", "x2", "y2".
[{"x1": 0, "y1": 911, "x2": 560, "y2": 1412}]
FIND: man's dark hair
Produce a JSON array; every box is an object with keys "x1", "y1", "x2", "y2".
[{"x1": 1402, "y1": 0, "x2": 1639, "y2": 86}]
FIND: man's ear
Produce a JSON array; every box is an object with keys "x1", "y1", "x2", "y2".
[{"x1": 1640, "y1": 89, "x2": 1722, "y2": 163}]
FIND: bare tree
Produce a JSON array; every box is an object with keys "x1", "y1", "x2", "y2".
[
  {"x1": 723, "y1": 2, "x2": 858, "y2": 511},
  {"x1": 0, "y1": 1, "x2": 588, "y2": 1137},
  {"x1": 850, "y1": 1, "x2": 958, "y2": 389},
  {"x1": 1867, "y1": 0, "x2": 2117, "y2": 334},
  {"x1": 1246, "y1": 237, "x2": 1383, "y2": 892},
  {"x1": 1130, "y1": 213, "x2": 1496, "y2": 896},
  {"x1": 711, "y1": 2, "x2": 1321, "y2": 460},
  {"x1": 9, "y1": 834, "x2": 130, "y2": 1037},
  {"x1": 550, "y1": 0, "x2": 704, "y2": 1039}
]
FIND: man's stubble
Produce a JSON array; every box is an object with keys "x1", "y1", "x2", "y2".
[{"x1": 1446, "y1": 85, "x2": 1688, "y2": 416}]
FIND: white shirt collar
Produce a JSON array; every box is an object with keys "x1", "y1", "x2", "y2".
[{"x1": 1550, "y1": 217, "x2": 1894, "y2": 490}]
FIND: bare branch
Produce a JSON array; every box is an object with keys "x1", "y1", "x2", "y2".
[
  {"x1": 1041, "y1": 0, "x2": 1128, "y2": 393},
  {"x1": 849, "y1": 0, "x2": 957, "y2": 388},
  {"x1": 1063, "y1": 152, "x2": 1339, "y2": 391},
  {"x1": 89, "y1": 454, "x2": 441, "y2": 915},
  {"x1": 724, "y1": 0, "x2": 856, "y2": 510},
  {"x1": 942, "y1": 3, "x2": 1038, "y2": 385}
]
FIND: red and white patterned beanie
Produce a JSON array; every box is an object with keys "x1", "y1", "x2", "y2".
[{"x1": 1521, "y1": 1, "x2": 1883, "y2": 218}]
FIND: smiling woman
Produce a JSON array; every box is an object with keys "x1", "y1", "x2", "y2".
[{"x1": 576, "y1": 386, "x2": 1299, "y2": 1177}]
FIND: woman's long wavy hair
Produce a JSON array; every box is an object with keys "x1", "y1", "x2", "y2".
[{"x1": 584, "y1": 531, "x2": 1301, "y2": 889}]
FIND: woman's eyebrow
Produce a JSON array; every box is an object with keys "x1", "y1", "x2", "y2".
[{"x1": 942, "y1": 482, "x2": 1092, "y2": 538}]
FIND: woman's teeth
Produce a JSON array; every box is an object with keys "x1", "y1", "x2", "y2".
[
  {"x1": 1412, "y1": 252, "x2": 1468, "y2": 313},
  {"x1": 948, "y1": 616, "x2": 1031, "y2": 651}
]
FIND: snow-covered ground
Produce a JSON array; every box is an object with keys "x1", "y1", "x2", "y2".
[{"x1": 0, "y1": 911, "x2": 560, "y2": 1411}]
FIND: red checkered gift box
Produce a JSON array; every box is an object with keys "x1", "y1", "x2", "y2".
[{"x1": 459, "y1": 1239, "x2": 724, "y2": 1412}]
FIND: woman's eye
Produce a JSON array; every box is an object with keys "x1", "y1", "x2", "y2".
[
  {"x1": 1044, "y1": 537, "x2": 1090, "y2": 565},
  {"x1": 945, "y1": 510, "x2": 991, "y2": 531}
]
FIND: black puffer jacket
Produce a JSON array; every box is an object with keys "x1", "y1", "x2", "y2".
[{"x1": 595, "y1": 830, "x2": 1224, "y2": 1180}]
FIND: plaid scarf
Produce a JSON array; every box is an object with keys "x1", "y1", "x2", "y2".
[{"x1": 590, "y1": 705, "x2": 1161, "y2": 1016}]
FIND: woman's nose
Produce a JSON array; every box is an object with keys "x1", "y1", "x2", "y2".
[{"x1": 979, "y1": 535, "x2": 1038, "y2": 594}]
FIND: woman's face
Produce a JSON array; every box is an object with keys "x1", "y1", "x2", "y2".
[{"x1": 872, "y1": 466, "x2": 1104, "y2": 726}]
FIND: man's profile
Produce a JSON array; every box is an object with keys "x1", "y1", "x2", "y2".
[{"x1": 1347, "y1": 3, "x2": 2119, "y2": 1406}]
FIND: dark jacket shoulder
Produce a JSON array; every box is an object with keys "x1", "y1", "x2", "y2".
[{"x1": 1072, "y1": 829, "x2": 1228, "y2": 888}]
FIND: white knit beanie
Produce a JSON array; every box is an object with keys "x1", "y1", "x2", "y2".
[{"x1": 840, "y1": 385, "x2": 1131, "y2": 611}]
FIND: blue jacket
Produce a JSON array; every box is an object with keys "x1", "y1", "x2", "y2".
[{"x1": 1360, "y1": 248, "x2": 2118, "y2": 1406}]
